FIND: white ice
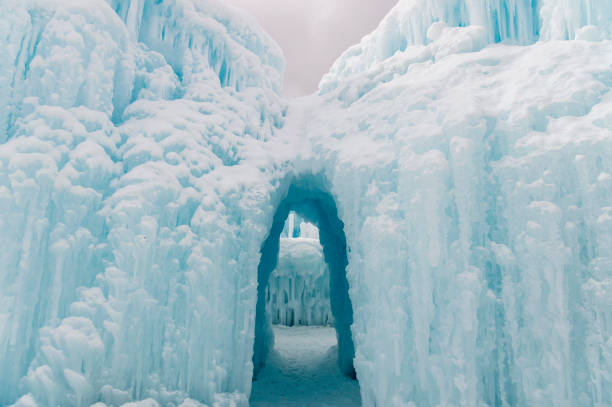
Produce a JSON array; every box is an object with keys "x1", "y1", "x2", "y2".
[
  {"x1": 1, "y1": 0, "x2": 611, "y2": 406},
  {"x1": 266, "y1": 213, "x2": 331, "y2": 327},
  {"x1": 266, "y1": 237, "x2": 333, "y2": 327}
]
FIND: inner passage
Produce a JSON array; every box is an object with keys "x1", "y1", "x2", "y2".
[{"x1": 250, "y1": 179, "x2": 361, "y2": 406}]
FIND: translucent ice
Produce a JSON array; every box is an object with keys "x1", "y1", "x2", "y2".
[
  {"x1": 266, "y1": 236, "x2": 333, "y2": 327},
  {"x1": 0, "y1": 0, "x2": 283, "y2": 405},
  {"x1": 1, "y1": 0, "x2": 611, "y2": 406},
  {"x1": 320, "y1": 0, "x2": 612, "y2": 93}
]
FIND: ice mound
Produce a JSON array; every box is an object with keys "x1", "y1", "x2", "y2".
[{"x1": 1, "y1": 0, "x2": 611, "y2": 406}]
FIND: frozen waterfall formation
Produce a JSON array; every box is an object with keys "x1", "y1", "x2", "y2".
[
  {"x1": 265, "y1": 213, "x2": 333, "y2": 327},
  {"x1": 0, "y1": 0, "x2": 611, "y2": 406}
]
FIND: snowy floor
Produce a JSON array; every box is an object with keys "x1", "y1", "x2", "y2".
[{"x1": 250, "y1": 326, "x2": 362, "y2": 407}]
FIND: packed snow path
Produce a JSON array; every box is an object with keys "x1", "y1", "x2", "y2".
[{"x1": 250, "y1": 326, "x2": 362, "y2": 407}]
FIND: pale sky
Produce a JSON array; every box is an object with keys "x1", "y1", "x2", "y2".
[{"x1": 225, "y1": 0, "x2": 398, "y2": 96}]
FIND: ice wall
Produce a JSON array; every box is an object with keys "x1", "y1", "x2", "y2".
[
  {"x1": 303, "y1": 20, "x2": 612, "y2": 407},
  {"x1": 280, "y1": 212, "x2": 320, "y2": 239},
  {"x1": 268, "y1": 212, "x2": 331, "y2": 327},
  {"x1": 104, "y1": 0, "x2": 284, "y2": 92},
  {"x1": 0, "y1": 0, "x2": 284, "y2": 405},
  {"x1": 266, "y1": 237, "x2": 333, "y2": 327},
  {"x1": 1, "y1": 0, "x2": 611, "y2": 406},
  {"x1": 320, "y1": 0, "x2": 612, "y2": 92}
]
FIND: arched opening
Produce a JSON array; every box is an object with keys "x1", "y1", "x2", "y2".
[{"x1": 251, "y1": 174, "x2": 358, "y2": 401}]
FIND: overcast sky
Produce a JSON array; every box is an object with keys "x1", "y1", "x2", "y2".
[{"x1": 225, "y1": 0, "x2": 398, "y2": 96}]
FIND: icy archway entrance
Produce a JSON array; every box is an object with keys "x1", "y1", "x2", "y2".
[{"x1": 252, "y1": 175, "x2": 356, "y2": 379}]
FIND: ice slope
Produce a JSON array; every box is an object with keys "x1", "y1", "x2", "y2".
[{"x1": 0, "y1": 0, "x2": 611, "y2": 407}]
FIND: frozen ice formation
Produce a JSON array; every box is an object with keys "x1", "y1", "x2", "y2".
[
  {"x1": 0, "y1": 0, "x2": 284, "y2": 405},
  {"x1": 1, "y1": 0, "x2": 611, "y2": 406},
  {"x1": 266, "y1": 217, "x2": 333, "y2": 327},
  {"x1": 319, "y1": 0, "x2": 612, "y2": 93},
  {"x1": 320, "y1": 0, "x2": 612, "y2": 93}
]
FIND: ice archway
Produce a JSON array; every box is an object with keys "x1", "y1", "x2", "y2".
[{"x1": 252, "y1": 174, "x2": 356, "y2": 378}]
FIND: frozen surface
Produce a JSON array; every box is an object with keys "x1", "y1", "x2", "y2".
[
  {"x1": 250, "y1": 326, "x2": 361, "y2": 407},
  {"x1": 266, "y1": 237, "x2": 333, "y2": 327},
  {"x1": 267, "y1": 213, "x2": 331, "y2": 327},
  {"x1": 0, "y1": 0, "x2": 611, "y2": 406},
  {"x1": 320, "y1": 0, "x2": 612, "y2": 93},
  {"x1": 299, "y1": 35, "x2": 612, "y2": 405},
  {"x1": 0, "y1": 0, "x2": 283, "y2": 405}
]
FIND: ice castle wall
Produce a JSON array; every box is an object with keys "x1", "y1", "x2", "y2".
[
  {"x1": 104, "y1": 0, "x2": 284, "y2": 92},
  {"x1": 267, "y1": 215, "x2": 331, "y2": 327},
  {"x1": 302, "y1": 31, "x2": 612, "y2": 407},
  {"x1": 266, "y1": 237, "x2": 333, "y2": 327},
  {"x1": 0, "y1": 0, "x2": 285, "y2": 405},
  {"x1": 320, "y1": 0, "x2": 612, "y2": 93},
  {"x1": 0, "y1": 0, "x2": 611, "y2": 406}
]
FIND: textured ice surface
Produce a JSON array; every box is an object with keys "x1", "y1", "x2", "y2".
[
  {"x1": 0, "y1": 0, "x2": 283, "y2": 405},
  {"x1": 320, "y1": 0, "x2": 612, "y2": 93},
  {"x1": 305, "y1": 36, "x2": 612, "y2": 407},
  {"x1": 280, "y1": 212, "x2": 320, "y2": 240},
  {"x1": 1, "y1": 0, "x2": 612, "y2": 406},
  {"x1": 266, "y1": 233, "x2": 333, "y2": 327}
]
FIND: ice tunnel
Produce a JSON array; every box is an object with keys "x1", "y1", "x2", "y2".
[{"x1": 252, "y1": 175, "x2": 356, "y2": 379}]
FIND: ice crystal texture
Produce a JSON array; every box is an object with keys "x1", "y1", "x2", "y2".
[{"x1": 0, "y1": 0, "x2": 611, "y2": 406}]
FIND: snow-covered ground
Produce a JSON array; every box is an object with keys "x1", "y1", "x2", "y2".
[{"x1": 250, "y1": 326, "x2": 361, "y2": 407}]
